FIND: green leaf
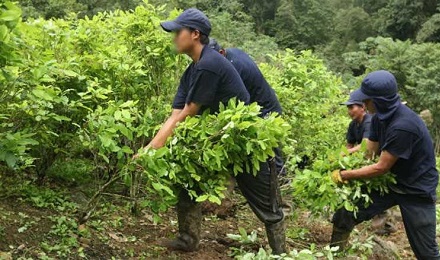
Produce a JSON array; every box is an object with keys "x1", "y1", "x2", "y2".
[
  {"x1": 0, "y1": 9, "x2": 21, "y2": 22},
  {"x1": 121, "y1": 110, "x2": 131, "y2": 119},
  {"x1": 117, "y1": 125, "x2": 133, "y2": 140},
  {"x1": 155, "y1": 147, "x2": 168, "y2": 158},
  {"x1": 0, "y1": 25, "x2": 8, "y2": 41},
  {"x1": 5, "y1": 152, "x2": 16, "y2": 168},
  {"x1": 344, "y1": 201, "x2": 354, "y2": 212},
  {"x1": 32, "y1": 89, "x2": 53, "y2": 101},
  {"x1": 99, "y1": 153, "x2": 110, "y2": 163},
  {"x1": 62, "y1": 70, "x2": 78, "y2": 77},
  {"x1": 114, "y1": 111, "x2": 122, "y2": 121},
  {"x1": 99, "y1": 135, "x2": 113, "y2": 148},
  {"x1": 121, "y1": 146, "x2": 133, "y2": 154},
  {"x1": 208, "y1": 196, "x2": 221, "y2": 205},
  {"x1": 195, "y1": 195, "x2": 209, "y2": 202},
  {"x1": 53, "y1": 115, "x2": 71, "y2": 122}
]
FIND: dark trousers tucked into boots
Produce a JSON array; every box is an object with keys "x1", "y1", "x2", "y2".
[
  {"x1": 235, "y1": 159, "x2": 286, "y2": 254},
  {"x1": 331, "y1": 190, "x2": 440, "y2": 260},
  {"x1": 168, "y1": 160, "x2": 287, "y2": 254},
  {"x1": 163, "y1": 189, "x2": 202, "y2": 252}
]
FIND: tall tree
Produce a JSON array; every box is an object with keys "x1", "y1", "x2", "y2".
[
  {"x1": 417, "y1": 13, "x2": 440, "y2": 42},
  {"x1": 19, "y1": 0, "x2": 84, "y2": 19},
  {"x1": 377, "y1": 0, "x2": 438, "y2": 40},
  {"x1": 353, "y1": 0, "x2": 388, "y2": 14},
  {"x1": 241, "y1": 0, "x2": 280, "y2": 34}
]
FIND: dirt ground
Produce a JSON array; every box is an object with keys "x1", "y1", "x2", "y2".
[{"x1": 0, "y1": 178, "x2": 421, "y2": 259}]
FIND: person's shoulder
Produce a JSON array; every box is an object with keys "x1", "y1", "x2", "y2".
[
  {"x1": 363, "y1": 113, "x2": 373, "y2": 123},
  {"x1": 198, "y1": 47, "x2": 229, "y2": 72},
  {"x1": 370, "y1": 114, "x2": 380, "y2": 126},
  {"x1": 390, "y1": 105, "x2": 423, "y2": 133},
  {"x1": 227, "y1": 48, "x2": 245, "y2": 55},
  {"x1": 227, "y1": 48, "x2": 253, "y2": 60},
  {"x1": 348, "y1": 119, "x2": 356, "y2": 128},
  {"x1": 181, "y1": 63, "x2": 195, "y2": 79},
  {"x1": 183, "y1": 63, "x2": 194, "y2": 73}
]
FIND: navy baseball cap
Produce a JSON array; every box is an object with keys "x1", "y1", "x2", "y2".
[
  {"x1": 208, "y1": 38, "x2": 222, "y2": 51},
  {"x1": 341, "y1": 89, "x2": 371, "y2": 106},
  {"x1": 358, "y1": 70, "x2": 398, "y2": 98},
  {"x1": 160, "y1": 8, "x2": 211, "y2": 36}
]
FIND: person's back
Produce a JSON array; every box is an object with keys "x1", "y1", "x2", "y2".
[
  {"x1": 371, "y1": 104, "x2": 438, "y2": 199},
  {"x1": 224, "y1": 48, "x2": 282, "y2": 116}
]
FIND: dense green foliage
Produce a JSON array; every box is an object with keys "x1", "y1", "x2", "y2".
[
  {"x1": 19, "y1": 0, "x2": 143, "y2": 19},
  {"x1": 133, "y1": 101, "x2": 290, "y2": 213},
  {"x1": 0, "y1": 2, "x2": 184, "y2": 178},
  {"x1": 0, "y1": 1, "x2": 347, "y2": 214},
  {"x1": 261, "y1": 50, "x2": 348, "y2": 159},
  {"x1": 293, "y1": 144, "x2": 396, "y2": 216},
  {"x1": 16, "y1": 0, "x2": 440, "y2": 55}
]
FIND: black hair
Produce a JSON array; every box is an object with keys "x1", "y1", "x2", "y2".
[
  {"x1": 188, "y1": 27, "x2": 209, "y2": 45},
  {"x1": 200, "y1": 34, "x2": 209, "y2": 45}
]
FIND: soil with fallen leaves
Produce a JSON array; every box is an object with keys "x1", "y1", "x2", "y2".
[{"x1": 0, "y1": 177, "x2": 422, "y2": 259}]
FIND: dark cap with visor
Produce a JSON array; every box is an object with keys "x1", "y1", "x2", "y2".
[
  {"x1": 341, "y1": 89, "x2": 371, "y2": 106},
  {"x1": 358, "y1": 70, "x2": 398, "y2": 98},
  {"x1": 160, "y1": 8, "x2": 211, "y2": 36}
]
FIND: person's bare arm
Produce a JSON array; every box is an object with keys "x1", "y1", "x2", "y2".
[
  {"x1": 345, "y1": 137, "x2": 371, "y2": 154},
  {"x1": 148, "y1": 102, "x2": 201, "y2": 149},
  {"x1": 346, "y1": 143, "x2": 354, "y2": 149},
  {"x1": 340, "y1": 150, "x2": 397, "y2": 180},
  {"x1": 347, "y1": 144, "x2": 360, "y2": 154}
]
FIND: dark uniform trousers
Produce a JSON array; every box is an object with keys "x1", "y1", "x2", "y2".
[
  {"x1": 332, "y1": 190, "x2": 440, "y2": 260},
  {"x1": 177, "y1": 159, "x2": 285, "y2": 238}
]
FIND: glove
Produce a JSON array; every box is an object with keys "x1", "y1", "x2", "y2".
[{"x1": 331, "y1": 169, "x2": 348, "y2": 184}]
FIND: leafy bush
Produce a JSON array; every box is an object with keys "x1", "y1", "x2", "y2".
[
  {"x1": 0, "y1": 2, "x2": 182, "y2": 178},
  {"x1": 261, "y1": 50, "x2": 348, "y2": 162}
]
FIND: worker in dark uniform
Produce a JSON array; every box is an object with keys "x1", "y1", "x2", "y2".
[
  {"x1": 341, "y1": 89, "x2": 372, "y2": 154},
  {"x1": 145, "y1": 9, "x2": 286, "y2": 254},
  {"x1": 342, "y1": 90, "x2": 397, "y2": 235},
  {"x1": 331, "y1": 70, "x2": 440, "y2": 259},
  {"x1": 208, "y1": 38, "x2": 285, "y2": 175}
]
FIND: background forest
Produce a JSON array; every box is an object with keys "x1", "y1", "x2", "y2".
[{"x1": 18, "y1": 0, "x2": 440, "y2": 150}]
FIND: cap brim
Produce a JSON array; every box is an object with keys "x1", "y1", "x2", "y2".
[
  {"x1": 340, "y1": 101, "x2": 363, "y2": 106},
  {"x1": 160, "y1": 21, "x2": 183, "y2": 32}
]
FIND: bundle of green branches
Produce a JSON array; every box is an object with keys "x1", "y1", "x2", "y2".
[
  {"x1": 292, "y1": 144, "x2": 396, "y2": 216},
  {"x1": 133, "y1": 99, "x2": 290, "y2": 213}
]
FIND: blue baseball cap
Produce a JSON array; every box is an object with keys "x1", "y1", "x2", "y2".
[
  {"x1": 208, "y1": 38, "x2": 222, "y2": 51},
  {"x1": 160, "y1": 8, "x2": 211, "y2": 36},
  {"x1": 341, "y1": 89, "x2": 371, "y2": 106},
  {"x1": 358, "y1": 70, "x2": 398, "y2": 98}
]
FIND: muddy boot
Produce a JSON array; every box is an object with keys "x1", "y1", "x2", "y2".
[
  {"x1": 266, "y1": 220, "x2": 287, "y2": 255},
  {"x1": 330, "y1": 227, "x2": 351, "y2": 251},
  {"x1": 163, "y1": 191, "x2": 202, "y2": 252}
]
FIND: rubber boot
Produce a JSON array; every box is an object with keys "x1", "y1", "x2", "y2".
[
  {"x1": 330, "y1": 227, "x2": 351, "y2": 251},
  {"x1": 266, "y1": 219, "x2": 287, "y2": 255},
  {"x1": 162, "y1": 191, "x2": 202, "y2": 252}
]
